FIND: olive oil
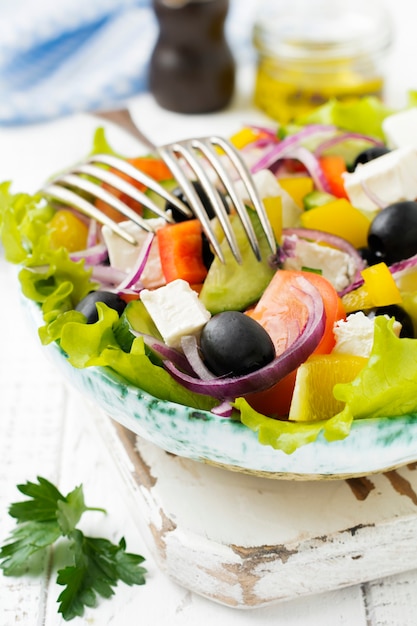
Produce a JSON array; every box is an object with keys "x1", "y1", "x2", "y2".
[
  {"x1": 252, "y1": 0, "x2": 392, "y2": 124},
  {"x1": 254, "y1": 55, "x2": 384, "y2": 124}
]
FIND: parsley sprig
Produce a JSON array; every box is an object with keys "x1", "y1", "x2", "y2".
[{"x1": 0, "y1": 476, "x2": 147, "y2": 620}]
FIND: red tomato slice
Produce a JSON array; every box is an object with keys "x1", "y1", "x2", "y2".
[{"x1": 245, "y1": 270, "x2": 346, "y2": 418}]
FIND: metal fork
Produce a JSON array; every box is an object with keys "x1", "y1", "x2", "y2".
[{"x1": 42, "y1": 108, "x2": 276, "y2": 263}]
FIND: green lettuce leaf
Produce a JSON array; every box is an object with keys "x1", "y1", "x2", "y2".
[
  {"x1": 408, "y1": 91, "x2": 417, "y2": 107},
  {"x1": 90, "y1": 126, "x2": 121, "y2": 157},
  {"x1": 295, "y1": 96, "x2": 394, "y2": 140},
  {"x1": 332, "y1": 316, "x2": 417, "y2": 423},
  {"x1": 235, "y1": 398, "x2": 330, "y2": 454},
  {"x1": 0, "y1": 184, "x2": 97, "y2": 332},
  {"x1": 0, "y1": 182, "x2": 53, "y2": 264}
]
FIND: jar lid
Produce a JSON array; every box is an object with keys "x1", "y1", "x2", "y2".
[{"x1": 253, "y1": 0, "x2": 393, "y2": 62}]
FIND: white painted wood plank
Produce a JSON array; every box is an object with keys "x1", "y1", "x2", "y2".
[{"x1": 363, "y1": 573, "x2": 417, "y2": 626}]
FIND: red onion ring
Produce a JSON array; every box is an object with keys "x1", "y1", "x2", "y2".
[
  {"x1": 70, "y1": 243, "x2": 108, "y2": 265},
  {"x1": 116, "y1": 232, "x2": 154, "y2": 291},
  {"x1": 245, "y1": 124, "x2": 278, "y2": 139},
  {"x1": 284, "y1": 146, "x2": 333, "y2": 193},
  {"x1": 87, "y1": 219, "x2": 99, "y2": 248},
  {"x1": 180, "y1": 335, "x2": 216, "y2": 380},
  {"x1": 134, "y1": 334, "x2": 195, "y2": 375},
  {"x1": 251, "y1": 124, "x2": 337, "y2": 173},
  {"x1": 360, "y1": 180, "x2": 388, "y2": 210},
  {"x1": 390, "y1": 253, "x2": 417, "y2": 276},
  {"x1": 314, "y1": 132, "x2": 384, "y2": 157},
  {"x1": 91, "y1": 265, "x2": 129, "y2": 286},
  {"x1": 211, "y1": 400, "x2": 234, "y2": 417}
]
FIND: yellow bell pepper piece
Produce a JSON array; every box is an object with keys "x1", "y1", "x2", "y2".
[
  {"x1": 300, "y1": 198, "x2": 371, "y2": 248},
  {"x1": 230, "y1": 127, "x2": 260, "y2": 149},
  {"x1": 262, "y1": 196, "x2": 282, "y2": 242},
  {"x1": 362, "y1": 263, "x2": 403, "y2": 306},
  {"x1": 342, "y1": 262, "x2": 402, "y2": 313},
  {"x1": 278, "y1": 176, "x2": 314, "y2": 208}
]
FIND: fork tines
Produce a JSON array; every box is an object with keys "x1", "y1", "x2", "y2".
[
  {"x1": 42, "y1": 139, "x2": 276, "y2": 263},
  {"x1": 157, "y1": 136, "x2": 276, "y2": 263},
  {"x1": 42, "y1": 153, "x2": 192, "y2": 246}
]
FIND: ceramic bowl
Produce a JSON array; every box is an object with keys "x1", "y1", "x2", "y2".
[{"x1": 36, "y1": 304, "x2": 417, "y2": 480}]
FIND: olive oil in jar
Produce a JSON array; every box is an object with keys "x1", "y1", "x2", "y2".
[{"x1": 253, "y1": 0, "x2": 393, "y2": 123}]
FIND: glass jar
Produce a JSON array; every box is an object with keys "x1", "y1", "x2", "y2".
[{"x1": 252, "y1": 0, "x2": 393, "y2": 123}]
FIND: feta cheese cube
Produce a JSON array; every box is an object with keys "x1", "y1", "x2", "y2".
[
  {"x1": 382, "y1": 108, "x2": 417, "y2": 149},
  {"x1": 332, "y1": 312, "x2": 376, "y2": 357},
  {"x1": 333, "y1": 311, "x2": 401, "y2": 358},
  {"x1": 140, "y1": 279, "x2": 211, "y2": 348},
  {"x1": 283, "y1": 236, "x2": 356, "y2": 292},
  {"x1": 343, "y1": 146, "x2": 417, "y2": 211},
  {"x1": 102, "y1": 219, "x2": 166, "y2": 289}
]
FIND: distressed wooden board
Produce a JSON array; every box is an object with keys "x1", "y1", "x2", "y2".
[{"x1": 89, "y1": 405, "x2": 417, "y2": 609}]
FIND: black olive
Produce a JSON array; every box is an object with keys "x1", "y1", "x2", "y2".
[
  {"x1": 75, "y1": 290, "x2": 127, "y2": 324},
  {"x1": 367, "y1": 304, "x2": 415, "y2": 338},
  {"x1": 357, "y1": 246, "x2": 383, "y2": 267},
  {"x1": 200, "y1": 311, "x2": 275, "y2": 377},
  {"x1": 367, "y1": 201, "x2": 417, "y2": 264},
  {"x1": 166, "y1": 180, "x2": 229, "y2": 222},
  {"x1": 352, "y1": 146, "x2": 391, "y2": 170},
  {"x1": 201, "y1": 233, "x2": 215, "y2": 269}
]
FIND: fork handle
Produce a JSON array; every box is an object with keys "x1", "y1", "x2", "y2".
[{"x1": 92, "y1": 108, "x2": 157, "y2": 152}]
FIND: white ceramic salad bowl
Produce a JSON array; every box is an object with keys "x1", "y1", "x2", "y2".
[
  {"x1": 5, "y1": 98, "x2": 417, "y2": 480},
  {"x1": 37, "y1": 323, "x2": 417, "y2": 480}
]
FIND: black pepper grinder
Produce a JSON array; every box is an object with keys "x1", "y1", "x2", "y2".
[{"x1": 149, "y1": 0, "x2": 236, "y2": 114}]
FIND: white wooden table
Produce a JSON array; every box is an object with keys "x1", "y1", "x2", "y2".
[{"x1": 2, "y1": 2, "x2": 417, "y2": 622}]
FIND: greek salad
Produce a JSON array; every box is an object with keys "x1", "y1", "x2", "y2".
[{"x1": 3, "y1": 95, "x2": 417, "y2": 454}]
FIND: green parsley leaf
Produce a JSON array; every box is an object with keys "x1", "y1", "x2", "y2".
[
  {"x1": 0, "y1": 520, "x2": 61, "y2": 575},
  {"x1": 56, "y1": 485, "x2": 106, "y2": 536},
  {"x1": 0, "y1": 477, "x2": 147, "y2": 620},
  {"x1": 57, "y1": 530, "x2": 147, "y2": 621},
  {"x1": 9, "y1": 476, "x2": 65, "y2": 523},
  {"x1": 112, "y1": 537, "x2": 147, "y2": 586}
]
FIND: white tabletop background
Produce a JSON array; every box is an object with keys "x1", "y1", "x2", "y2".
[{"x1": 1, "y1": 1, "x2": 417, "y2": 624}]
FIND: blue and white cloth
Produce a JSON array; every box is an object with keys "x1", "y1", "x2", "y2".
[{"x1": 0, "y1": 0, "x2": 258, "y2": 126}]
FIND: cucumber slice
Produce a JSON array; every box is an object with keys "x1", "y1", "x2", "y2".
[
  {"x1": 303, "y1": 190, "x2": 336, "y2": 211},
  {"x1": 143, "y1": 179, "x2": 177, "y2": 219},
  {"x1": 114, "y1": 300, "x2": 163, "y2": 363},
  {"x1": 199, "y1": 210, "x2": 276, "y2": 314}
]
